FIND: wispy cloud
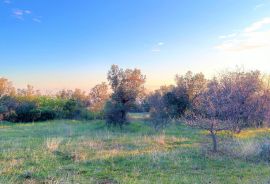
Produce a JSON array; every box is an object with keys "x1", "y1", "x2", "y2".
[
  {"x1": 33, "y1": 18, "x2": 42, "y2": 23},
  {"x1": 3, "y1": 1, "x2": 42, "y2": 23},
  {"x1": 219, "y1": 33, "x2": 237, "y2": 39},
  {"x1": 151, "y1": 42, "x2": 165, "y2": 52},
  {"x1": 254, "y1": 3, "x2": 265, "y2": 10},
  {"x1": 11, "y1": 8, "x2": 42, "y2": 23},
  {"x1": 12, "y1": 9, "x2": 31, "y2": 20},
  {"x1": 244, "y1": 17, "x2": 270, "y2": 32},
  {"x1": 158, "y1": 42, "x2": 164, "y2": 46},
  {"x1": 216, "y1": 17, "x2": 270, "y2": 51}
]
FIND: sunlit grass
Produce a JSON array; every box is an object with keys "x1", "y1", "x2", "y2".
[
  {"x1": 234, "y1": 128, "x2": 270, "y2": 139},
  {"x1": 0, "y1": 120, "x2": 270, "y2": 183}
]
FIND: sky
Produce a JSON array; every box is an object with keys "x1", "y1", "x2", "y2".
[{"x1": 1, "y1": 0, "x2": 270, "y2": 92}]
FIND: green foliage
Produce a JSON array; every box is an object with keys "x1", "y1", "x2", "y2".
[
  {"x1": 0, "y1": 95, "x2": 97, "y2": 122},
  {"x1": 63, "y1": 99, "x2": 80, "y2": 119},
  {"x1": 163, "y1": 91, "x2": 189, "y2": 119},
  {"x1": 104, "y1": 100, "x2": 127, "y2": 127},
  {"x1": 14, "y1": 101, "x2": 40, "y2": 122},
  {"x1": 105, "y1": 65, "x2": 146, "y2": 127},
  {"x1": 259, "y1": 142, "x2": 270, "y2": 162},
  {"x1": 37, "y1": 107, "x2": 57, "y2": 121}
]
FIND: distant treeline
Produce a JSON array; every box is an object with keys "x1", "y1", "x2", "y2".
[
  {"x1": 2, "y1": 65, "x2": 270, "y2": 152},
  {"x1": 1, "y1": 65, "x2": 270, "y2": 132},
  {"x1": 0, "y1": 65, "x2": 148, "y2": 123}
]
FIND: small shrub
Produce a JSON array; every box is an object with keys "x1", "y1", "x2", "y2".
[
  {"x1": 104, "y1": 100, "x2": 127, "y2": 127},
  {"x1": 259, "y1": 142, "x2": 270, "y2": 162},
  {"x1": 15, "y1": 101, "x2": 41, "y2": 122},
  {"x1": 5, "y1": 111, "x2": 17, "y2": 122},
  {"x1": 79, "y1": 109, "x2": 94, "y2": 120}
]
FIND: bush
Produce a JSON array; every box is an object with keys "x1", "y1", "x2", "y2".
[
  {"x1": 37, "y1": 107, "x2": 57, "y2": 121},
  {"x1": 104, "y1": 100, "x2": 127, "y2": 127},
  {"x1": 79, "y1": 109, "x2": 95, "y2": 120},
  {"x1": 63, "y1": 99, "x2": 82, "y2": 119},
  {"x1": 15, "y1": 101, "x2": 41, "y2": 122},
  {"x1": 259, "y1": 142, "x2": 270, "y2": 162},
  {"x1": 0, "y1": 95, "x2": 18, "y2": 120},
  {"x1": 5, "y1": 111, "x2": 17, "y2": 122}
]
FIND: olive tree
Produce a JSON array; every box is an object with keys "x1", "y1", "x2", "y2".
[
  {"x1": 216, "y1": 70, "x2": 265, "y2": 132},
  {"x1": 105, "y1": 65, "x2": 145, "y2": 127},
  {"x1": 148, "y1": 85, "x2": 189, "y2": 130},
  {"x1": 185, "y1": 79, "x2": 233, "y2": 152},
  {"x1": 186, "y1": 69, "x2": 270, "y2": 152}
]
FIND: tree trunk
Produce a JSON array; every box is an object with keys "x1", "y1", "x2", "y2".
[{"x1": 210, "y1": 131, "x2": 217, "y2": 152}]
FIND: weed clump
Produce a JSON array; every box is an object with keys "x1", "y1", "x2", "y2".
[{"x1": 259, "y1": 142, "x2": 270, "y2": 162}]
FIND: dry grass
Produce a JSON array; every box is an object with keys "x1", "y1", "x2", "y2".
[
  {"x1": 23, "y1": 179, "x2": 38, "y2": 184},
  {"x1": 234, "y1": 128, "x2": 270, "y2": 138},
  {"x1": 153, "y1": 134, "x2": 166, "y2": 145},
  {"x1": 1, "y1": 120, "x2": 270, "y2": 184},
  {"x1": 72, "y1": 150, "x2": 88, "y2": 162},
  {"x1": 79, "y1": 140, "x2": 105, "y2": 150},
  {"x1": 0, "y1": 159, "x2": 24, "y2": 175},
  {"x1": 46, "y1": 138, "x2": 63, "y2": 152}
]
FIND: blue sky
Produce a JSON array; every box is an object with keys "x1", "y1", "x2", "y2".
[{"x1": 1, "y1": 0, "x2": 270, "y2": 91}]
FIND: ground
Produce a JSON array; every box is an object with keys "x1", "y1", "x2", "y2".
[{"x1": 0, "y1": 118, "x2": 270, "y2": 184}]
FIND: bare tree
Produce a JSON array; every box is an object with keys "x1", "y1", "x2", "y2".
[
  {"x1": 57, "y1": 89, "x2": 74, "y2": 99},
  {"x1": 186, "y1": 69, "x2": 270, "y2": 151},
  {"x1": 185, "y1": 115, "x2": 232, "y2": 152},
  {"x1": 17, "y1": 84, "x2": 40, "y2": 98},
  {"x1": 185, "y1": 79, "x2": 234, "y2": 152}
]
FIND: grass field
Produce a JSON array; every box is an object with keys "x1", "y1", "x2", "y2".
[{"x1": 0, "y1": 119, "x2": 270, "y2": 184}]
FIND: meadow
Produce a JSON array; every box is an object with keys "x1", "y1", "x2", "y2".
[{"x1": 1, "y1": 117, "x2": 270, "y2": 184}]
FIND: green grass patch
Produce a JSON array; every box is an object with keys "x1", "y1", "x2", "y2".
[{"x1": 0, "y1": 120, "x2": 270, "y2": 183}]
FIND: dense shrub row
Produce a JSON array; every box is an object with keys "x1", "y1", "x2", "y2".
[
  {"x1": 0, "y1": 96, "x2": 98, "y2": 122},
  {"x1": 0, "y1": 81, "x2": 109, "y2": 122}
]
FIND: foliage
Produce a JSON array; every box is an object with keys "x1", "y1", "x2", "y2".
[
  {"x1": 192, "y1": 70, "x2": 270, "y2": 132},
  {"x1": 89, "y1": 82, "x2": 109, "y2": 113},
  {"x1": 104, "y1": 100, "x2": 127, "y2": 127},
  {"x1": 147, "y1": 89, "x2": 170, "y2": 130},
  {"x1": 105, "y1": 65, "x2": 146, "y2": 127},
  {"x1": 259, "y1": 142, "x2": 270, "y2": 162},
  {"x1": 37, "y1": 107, "x2": 57, "y2": 121},
  {"x1": 163, "y1": 91, "x2": 189, "y2": 119},
  {"x1": 0, "y1": 93, "x2": 95, "y2": 122},
  {"x1": 0, "y1": 95, "x2": 18, "y2": 120},
  {"x1": 0, "y1": 78, "x2": 15, "y2": 97},
  {"x1": 175, "y1": 71, "x2": 207, "y2": 103},
  {"x1": 14, "y1": 101, "x2": 41, "y2": 122}
]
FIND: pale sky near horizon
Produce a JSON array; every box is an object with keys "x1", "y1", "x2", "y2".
[{"x1": 1, "y1": 0, "x2": 270, "y2": 92}]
